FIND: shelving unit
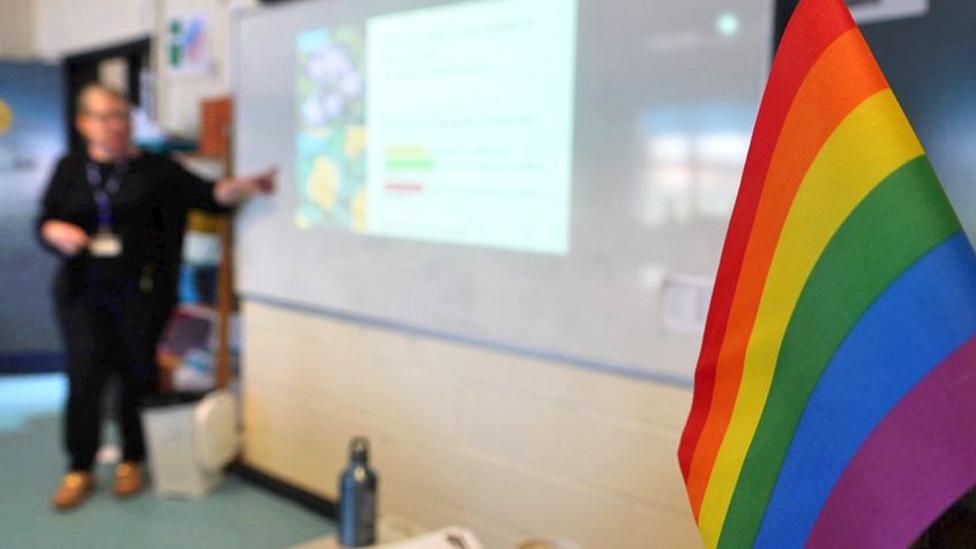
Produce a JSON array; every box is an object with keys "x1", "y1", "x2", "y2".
[{"x1": 156, "y1": 96, "x2": 236, "y2": 393}]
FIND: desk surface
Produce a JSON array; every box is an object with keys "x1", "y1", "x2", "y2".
[{"x1": 289, "y1": 517, "x2": 424, "y2": 549}]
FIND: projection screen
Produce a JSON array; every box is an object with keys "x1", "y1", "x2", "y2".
[{"x1": 233, "y1": 0, "x2": 772, "y2": 384}]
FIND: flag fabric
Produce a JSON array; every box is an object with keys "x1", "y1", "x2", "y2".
[{"x1": 676, "y1": 0, "x2": 976, "y2": 547}]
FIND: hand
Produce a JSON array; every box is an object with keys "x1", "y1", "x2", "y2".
[
  {"x1": 215, "y1": 167, "x2": 276, "y2": 206},
  {"x1": 41, "y1": 221, "x2": 90, "y2": 256},
  {"x1": 249, "y1": 167, "x2": 276, "y2": 194}
]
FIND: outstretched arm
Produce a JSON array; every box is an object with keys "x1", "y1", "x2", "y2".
[{"x1": 213, "y1": 168, "x2": 276, "y2": 206}]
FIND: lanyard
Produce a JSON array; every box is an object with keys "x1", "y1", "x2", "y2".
[{"x1": 85, "y1": 160, "x2": 128, "y2": 231}]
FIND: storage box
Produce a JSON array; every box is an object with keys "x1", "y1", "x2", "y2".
[{"x1": 141, "y1": 390, "x2": 240, "y2": 499}]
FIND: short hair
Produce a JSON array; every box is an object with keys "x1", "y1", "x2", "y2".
[{"x1": 76, "y1": 83, "x2": 129, "y2": 114}]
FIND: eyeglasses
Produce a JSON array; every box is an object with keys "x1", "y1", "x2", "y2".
[{"x1": 81, "y1": 110, "x2": 129, "y2": 124}]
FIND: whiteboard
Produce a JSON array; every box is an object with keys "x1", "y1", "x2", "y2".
[{"x1": 232, "y1": 0, "x2": 772, "y2": 385}]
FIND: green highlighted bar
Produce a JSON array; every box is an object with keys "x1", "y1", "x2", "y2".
[
  {"x1": 385, "y1": 158, "x2": 436, "y2": 171},
  {"x1": 385, "y1": 145, "x2": 434, "y2": 171}
]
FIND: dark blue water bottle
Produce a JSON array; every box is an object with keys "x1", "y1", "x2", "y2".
[{"x1": 339, "y1": 437, "x2": 378, "y2": 547}]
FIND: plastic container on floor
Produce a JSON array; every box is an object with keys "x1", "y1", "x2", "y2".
[{"x1": 141, "y1": 390, "x2": 240, "y2": 499}]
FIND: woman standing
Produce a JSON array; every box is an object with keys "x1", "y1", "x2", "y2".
[{"x1": 37, "y1": 84, "x2": 272, "y2": 510}]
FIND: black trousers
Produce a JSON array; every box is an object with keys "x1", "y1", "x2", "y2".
[{"x1": 54, "y1": 277, "x2": 164, "y2": 472}]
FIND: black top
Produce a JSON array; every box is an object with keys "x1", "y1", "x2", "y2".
[{"x1": 37, "y1": 151, "x2": 229, "y2": 301}]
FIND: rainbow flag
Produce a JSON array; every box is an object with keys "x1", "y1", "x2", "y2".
[{"x1": 677, "y1": 0, "x2": 976, "y2": 547}]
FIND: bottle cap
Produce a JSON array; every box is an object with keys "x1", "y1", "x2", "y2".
[{"x1": 349, "y1": 436, "x2": 370, "y2": 463}]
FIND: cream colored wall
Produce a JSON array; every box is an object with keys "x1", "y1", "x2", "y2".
[
  {"x1": 242, "y1": 300, "x2": 703, "y2": 549},
  {"x1": 0, "y1": 1, "x2": 36, "y2": 58},
  {"x1": 31, "y1": 0, "x2": 153, "y2": 59}
]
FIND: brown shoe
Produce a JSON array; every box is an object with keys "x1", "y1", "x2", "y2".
[
  {"x1": 113, "y1": 461, "x2": 143, "y2": 497},
  {"x1": 52, "y1": 471, "x2": 94, "y2": 510}
]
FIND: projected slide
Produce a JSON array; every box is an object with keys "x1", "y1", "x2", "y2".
[{"x1": 295, "y1": 0, "x2": 578, "y2": 254}]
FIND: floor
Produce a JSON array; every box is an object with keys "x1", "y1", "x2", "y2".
[{"x1": 0, "y1": 374, "x2": 335, "y2": 549}]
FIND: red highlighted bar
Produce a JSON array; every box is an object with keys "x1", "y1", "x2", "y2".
[{"x1": 385, "y1": 181, "x2": 425, "y2": 192}]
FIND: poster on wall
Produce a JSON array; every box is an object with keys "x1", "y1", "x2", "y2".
[
  {"x1": 0, "y1": 68, "x2": 61, "y2": 178},
  {"x1": 0, "y1": 62, "x2": 65, "y2": 365},
  {"x1": 0, "y1": 96, "x2": 35, "y2": 172},
  {"x1": 168, "y1": 12, "x2": 212, "y2": 76}
]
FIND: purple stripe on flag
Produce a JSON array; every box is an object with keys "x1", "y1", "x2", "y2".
[{"x1": 807, "y1": 336, "x2": 976, "y2": 549}]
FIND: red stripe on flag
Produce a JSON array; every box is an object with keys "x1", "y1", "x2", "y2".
[{"x1": 677, "y1": 0, "x2": 856, "y2": 484}]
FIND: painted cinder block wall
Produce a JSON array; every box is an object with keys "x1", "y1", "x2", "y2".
[{"x1": 241, "y1": 300, "x2": 702, "y2": 548}]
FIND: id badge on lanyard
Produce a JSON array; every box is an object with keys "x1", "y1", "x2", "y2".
[{"x1": 86, "y1": 160, "x2": 128, "y2": 258}]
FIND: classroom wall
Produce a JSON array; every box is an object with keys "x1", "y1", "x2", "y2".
[
  {"x1": 0, "y1": 1, "x2": 35, "y2": 58},
  {"x1": 33, "y1": 0, "x2": 152, "y2": 59},
  {"x1": 241, "y1": 300, "x2": 703, "y2": 548},
  {"x1": 0, "y1": 61, "x2": 64, "y2": 362},
  {"x1": 0, "y1": 0, "x2": 253, "y2": 136},
  {"x1": 0, "y1": 0, "x2": 145, "y2": 61},
  {"x1": 153, "y1": 0, "x2": 257, "y2": 136},
  {"x1": 3, "y1": 2, "x2": 705, "y2": 544},
  {"x1": 34, "y1": 0, "x2": 155, "y2": 59}
]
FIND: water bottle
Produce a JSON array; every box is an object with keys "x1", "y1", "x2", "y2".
[{"x1": 338, "y1": 437, "x2": 378, "y2": 547}]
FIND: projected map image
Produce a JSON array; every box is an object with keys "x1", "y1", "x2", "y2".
[{"x1": 296, "y1": 27, "x2": 368, "y2": 232}]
